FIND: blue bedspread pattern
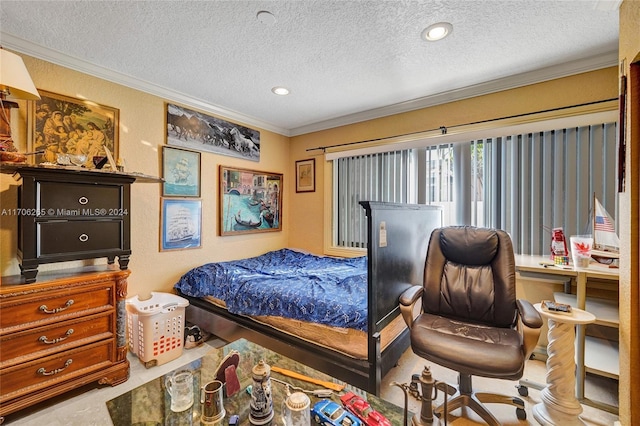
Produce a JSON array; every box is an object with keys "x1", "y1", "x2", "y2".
[{"x1": 174, "y1": 249, "x2": 368, "y2": 331}]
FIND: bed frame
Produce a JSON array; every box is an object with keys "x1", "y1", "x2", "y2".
[{"x1": 179, "y1": 201, "x2": 442, "y2": 395}]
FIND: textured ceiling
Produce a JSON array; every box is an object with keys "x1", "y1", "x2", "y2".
[{"x1": 0, "y1": 1, "x2": 620, "y2": 136}]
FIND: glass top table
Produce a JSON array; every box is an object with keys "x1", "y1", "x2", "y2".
[{"x1": 107, "y1": 338, "x2": 406, "y2": 425}]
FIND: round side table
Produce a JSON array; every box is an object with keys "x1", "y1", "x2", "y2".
[{"x1": 532, "y1": 303, "x2": 596, "y2": 426}]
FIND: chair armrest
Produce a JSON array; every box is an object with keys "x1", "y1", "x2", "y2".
[
  {"x1": 399, "y1": 285, "x2": 423, "y2": 307},
  {"x1": 399, "y1": 286, "x2": 423, "y2": 330},
  {"x1": 516, "y1": 299, "x2": 543, "y2": 360},
  {"x1": 516, "y1": 299, "x2": 543, "y2": 329}
]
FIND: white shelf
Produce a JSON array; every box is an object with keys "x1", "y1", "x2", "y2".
[
  {"x1": 584, "y1": 336, "x2": 619, "y2": 379},
  {"x1": 553, "y1": 292, "x2": 619, "y2": 327}
]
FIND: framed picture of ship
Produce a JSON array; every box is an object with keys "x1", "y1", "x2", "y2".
[
  {"x1": 162, "y1": 146, "x2": 201, "y2": 197},
  {"x1": 160, "y1": 198, "x2": 202, "y2": 251},
  {"x1": 219, "y1": 165, "x2": 283, "y2": 236}
]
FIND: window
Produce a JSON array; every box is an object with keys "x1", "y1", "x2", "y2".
[
  {"x1": 334, "y1": 150, "x2": 413, "y2": 248},
  {"x1": 333, "y1": 121, "x2": 618, "y2": 255}
]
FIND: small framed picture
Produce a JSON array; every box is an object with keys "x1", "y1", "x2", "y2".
[
  {"x1": 160, "y1": 198, "x2": 202, "y2": 251},
  {"x1": 162, "y1": 145, "x2": 201, "y2": 197},
  {"x1": 295, "y1": 159, "x2": 315, "y2": 193}
]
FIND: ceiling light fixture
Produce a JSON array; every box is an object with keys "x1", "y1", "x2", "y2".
[
  {"x1": 271, "y1": 87, "x2": 289, "y2": 96},
  {"x1": 421, "y1": 22, "x2": 453, "y2": 41},
  {"x1": 256, "y1": 10, "x2": 276, "y2": 25}
]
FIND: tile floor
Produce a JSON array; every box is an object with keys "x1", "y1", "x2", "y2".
[{"x1": 4, "y1": 337, "x2": 620, "y2": 425}]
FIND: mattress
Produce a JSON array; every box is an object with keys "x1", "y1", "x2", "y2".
[{"x1": 202, "y1": 296, "x2": 407, "y2": 360}]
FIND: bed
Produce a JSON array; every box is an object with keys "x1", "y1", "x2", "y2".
[{"x1": 175, "y1": 201, "x2": 442, "y2": 395}]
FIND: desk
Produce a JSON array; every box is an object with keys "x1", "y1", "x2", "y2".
[
  {"x1": 515, "y1": 255, "x2": 619, "y2": 411},
  {"x1": 532, "y1": 304, "x2": 596, "y2": 426}
]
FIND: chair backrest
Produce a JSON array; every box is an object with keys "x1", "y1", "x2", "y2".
[{"x1": 423, "y1": 226, "x2": 517, "y2": 328}]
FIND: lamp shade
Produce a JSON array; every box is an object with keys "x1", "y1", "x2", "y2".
[{"x1": 0, "y1": 48, "x2": 40, "y2": 100}]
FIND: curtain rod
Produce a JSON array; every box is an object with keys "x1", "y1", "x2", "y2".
[{"x1": 306, "y1": 98, "x2": 617, "y2": 152}]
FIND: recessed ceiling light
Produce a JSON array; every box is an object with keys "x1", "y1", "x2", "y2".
[
  {"x1": 257, "y1": 10, "x2": 276, "y2": 25},
  {"x1": 421, "y1": 22, "x2": 453, "y2": 41},
  {"x1": 271, "y1": 86, "x2": 290, "y2": 96}
]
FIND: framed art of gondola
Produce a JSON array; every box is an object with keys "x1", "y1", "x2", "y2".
[{"x1": 218, "y1": 165, "x2": 283, "y2": 236}]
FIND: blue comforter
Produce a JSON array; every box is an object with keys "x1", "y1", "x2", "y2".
[{"x1": 174, "y1": 249, "x2": 368, "y2": 331}]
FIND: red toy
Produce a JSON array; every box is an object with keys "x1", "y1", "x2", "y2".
[{"x1": 339, "y1": 392, "x2": 391, "y2": 426}]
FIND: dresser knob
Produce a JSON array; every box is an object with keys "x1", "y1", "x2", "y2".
[
  {"x1": 37, "y1": 359, "x2": 73, "y2": 376},
  {"x1": 39, "y1": 299, "x2": 74, "y2": 314},
  {"x1": 78, "y1": 196, "x2": 89, "y2": 205},
  {"x1": 39, "y1": 329, "x2": 74, "y2": 344},
  {"x1": 79, "y1": 233, "x2": 89, "y2": 242}
]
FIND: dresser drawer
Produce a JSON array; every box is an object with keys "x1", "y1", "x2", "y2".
[
  {"x1": 38, "y1": 220, "x2": 124, "y2": 256},
  {"x1": 38, "y1": 181, "x2": 123, "y2": 213},
  {"x1": 0, "y1": 282, "x2": 113, "y2": 331},
  {"x1": 0, "y1": 340, "x2": 114, "y2": 403},
  {"x1": 0, "y1": 312, "x2": 114, "y2": 367}
]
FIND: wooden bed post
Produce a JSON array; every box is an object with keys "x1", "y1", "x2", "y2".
[{"x1": 360, "y1": 201, "x2": 442, "y2": 394}]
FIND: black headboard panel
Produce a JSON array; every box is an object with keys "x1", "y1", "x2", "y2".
[{"x1": 360, "y1": 201, "x2": 442, "y2": 332}]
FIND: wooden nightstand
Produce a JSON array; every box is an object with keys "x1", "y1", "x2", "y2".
[{"x1": 0, "y1": 164, "x2": 160, "y2": 283}]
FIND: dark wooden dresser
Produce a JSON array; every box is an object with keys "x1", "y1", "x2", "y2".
[
  {"x1": 0, "y1": 164, "x2": 159, "y2": 283},
  {"x1": 0, "y1": 267, "x2": 130, "y2": 423}
]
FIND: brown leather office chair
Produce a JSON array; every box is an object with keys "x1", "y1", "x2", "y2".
[{"x1": 399, "y1": 226, "x2": 543, "y2": 425}]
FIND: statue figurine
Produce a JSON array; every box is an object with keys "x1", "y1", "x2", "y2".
[{"x1": 249, "y1": 360, "x2": 274, "y2": 425}]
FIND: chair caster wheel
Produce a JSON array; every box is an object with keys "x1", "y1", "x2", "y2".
[
  {"x1": 516, "y1": 407, "x2": 527, "y2": 421},
  {"x1": 517, "y1": 385, "x2": 529, "y2": 397}
]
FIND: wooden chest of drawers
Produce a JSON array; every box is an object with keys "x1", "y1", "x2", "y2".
[
  {"x1": 8, "y1": 166, "x2": 136, "y2": 283},
  {"x1": 0, "y1": 267, "x2": 130, "y2": 423}
]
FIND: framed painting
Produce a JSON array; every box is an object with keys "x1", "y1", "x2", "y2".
[
  {"x1": 166, "y1": 103, "x2": 260, "y2": 162},
  {"x1": 160, "y1": 198, "x2": 202, "y2": 251},
  {"x1": 29, "y1": 90, "x2": 119, "y2": 168},
  {"x1": 162, "y1": 146, "x2": 201, "y2": 197},
  {"x1": 295, "y1": 158, "x2": 315, "y2": 193},
  {"x1": 219, "y1": 165, "x2": 282, "y2": 235}
]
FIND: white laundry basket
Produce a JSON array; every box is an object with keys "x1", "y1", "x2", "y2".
[{"x1": 126, "y1": 292, "x2": 189, "y2": 367}]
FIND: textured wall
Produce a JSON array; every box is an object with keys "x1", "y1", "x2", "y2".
[
  {"x1": 288, "y1": 67, "x2": 618, "y2": 254},
  {"x1": 0, "y1": 54, "x2": 290, "y2": 298}
]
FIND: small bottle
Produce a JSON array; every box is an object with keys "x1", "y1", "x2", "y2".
[{"x1": 116, "y1": 158, "x2": 125, "y2": 172}]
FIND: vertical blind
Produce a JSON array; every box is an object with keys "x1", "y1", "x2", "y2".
[
  {"x1": 333, "y1": 121, "x2": 617, "y2": 255},
  {"x1": 334, "y1": 150, "x2": 413, "y2": 247},
  {"x1": 482, "y1": 122, "x2": 618, "y2": 255}
]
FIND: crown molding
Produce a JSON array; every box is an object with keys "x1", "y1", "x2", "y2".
[
  {"x1": 3, "y1": 32, "x2": 617, "y2": 138},
  {"x1": 289, "y1": 50, "x2": 619, "y2": 136},
  {"x1": 1, "y1": 32, "x2": 291, "y2": 136}
]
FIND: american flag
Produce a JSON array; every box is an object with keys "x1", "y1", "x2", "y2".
[{"x1": 595, "y1": 215, "x2": 615, "y2": 232}]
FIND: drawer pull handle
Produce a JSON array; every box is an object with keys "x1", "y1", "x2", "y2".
[
  {"x1": 37, "y1": 359, "x2": 72, "y2": 376},
  {"x1": 79, "y1": 233, "x2": 89, "y2": 242},
  {"x1": 39, "y1": 329, "x2": 74, "y2": 344},
  {"x1": 78, "y1": 196, "x2": 89, "y2": 205},
  {"x1": 39, "y1": 299, "x2": 74, "y2": 314}
]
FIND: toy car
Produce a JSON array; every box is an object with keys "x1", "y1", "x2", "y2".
[
  {"x1": 312, "y1": 399, "x2": 363, "y2": 426},
  {"x1": 340, "y1": 392, "x2": 391, "y2": 426}
]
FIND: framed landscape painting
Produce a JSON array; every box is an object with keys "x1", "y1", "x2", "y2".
[
  {"x1": 218, "y1": 166, "x2": 283, "y2": 235},
  {"x1": 30, "y1": 90, "x2": 119, "y2": 167},
  {"x1": 166, "y1": 103, "x2": 260, "y2": 162},
  {"x1": 162, "y1": 145, "x2": 201, "y2": 197},
  {"x1": 160, "y1": 198, "x2": 202, "y2": 251}
]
